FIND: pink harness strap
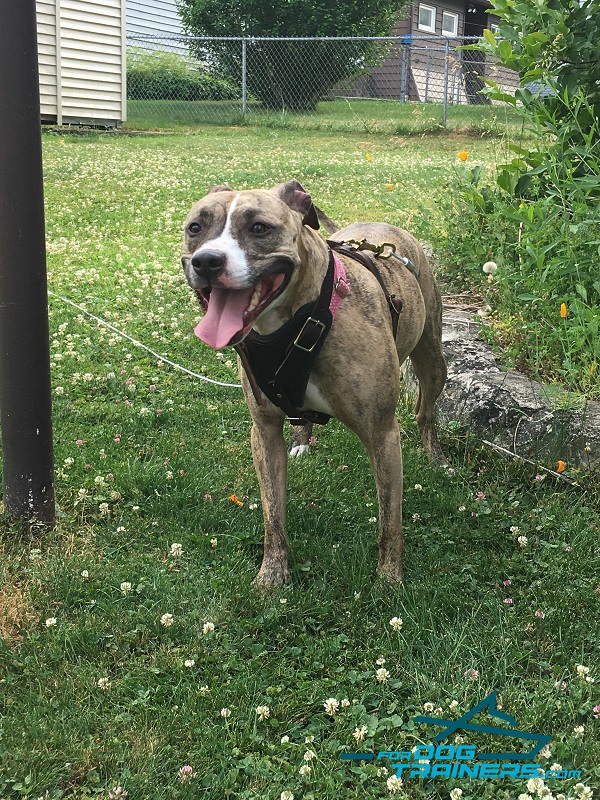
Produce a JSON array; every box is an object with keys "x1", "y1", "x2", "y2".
[{"x1": 330, "y1": 251, "x2": 350, "y2": 319}]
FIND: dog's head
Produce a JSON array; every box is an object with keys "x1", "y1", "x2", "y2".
[{"x1": 182, "y1": 180, "x2": 316, "y2": 350}]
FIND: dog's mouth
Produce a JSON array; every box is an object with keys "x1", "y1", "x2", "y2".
[{"x1": 194, "y1": 269, "x2": 291, "y2": 350}]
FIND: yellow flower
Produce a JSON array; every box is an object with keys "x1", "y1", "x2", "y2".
[
  {"x1": 386, "y1": 183, "x2": 393, "y2": 191},
  {"x1": 557, "y1": 460, "x2": 566, "y2": 473},
  {"x1": 365, "y1": 153, "x2": 372, "y2": 162},
  {"x1": 229, "y1": 494, "x2": 244, "y2": 507},
  {"x1": 457, "y1": 151, "x2": 469, "y2": 161},
  {"x1": 560, "y1": 302, "x2": 567, "y2": 318}
]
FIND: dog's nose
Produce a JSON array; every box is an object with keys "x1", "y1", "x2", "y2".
[{"x1": 191, "y1": 249, "x2": 226, "y2": 278}]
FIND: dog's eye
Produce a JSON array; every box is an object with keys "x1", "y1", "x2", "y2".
[
  {"x1": 188, "y1": 222, "x2": 202, "y2": 235},
  {"x1": 250, "y1": 222, "x2": 270, "y2": 236}
]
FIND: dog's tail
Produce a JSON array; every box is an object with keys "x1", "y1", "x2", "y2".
[{"x1": 314, "y1": 205, "x2": 340, "y2": 234}]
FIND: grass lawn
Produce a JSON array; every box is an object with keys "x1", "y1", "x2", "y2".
[
  {"x1": 125, "y1": 97, "x2": 525, "y2": 137},
  {"x1": 0, "y1": 127, "x2": 598, "y2": 800}
]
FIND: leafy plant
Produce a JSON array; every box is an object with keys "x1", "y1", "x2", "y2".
[{"x1": 127, "y1": 48, "x2": 239, "y2": 102}]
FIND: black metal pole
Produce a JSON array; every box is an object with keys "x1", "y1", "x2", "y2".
[{"x1": 0, "y1": 1, "x2": 55, "y2": 524}]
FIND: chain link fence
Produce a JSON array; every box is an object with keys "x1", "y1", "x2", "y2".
[{"x1": 126, "y1": 34, "x2": 518, "y2": 133}]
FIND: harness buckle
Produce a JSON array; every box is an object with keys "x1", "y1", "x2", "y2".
[{"x1": 293, "y1": 317, "x2": 326, "y2": 353}]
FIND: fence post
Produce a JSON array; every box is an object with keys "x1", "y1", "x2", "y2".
[
  {"x1": 0, "y1": 0, "x2": 55, "y2": 525},
  {"x1": 242, "y1": 39, "x2": 247, "y2": 119},
  {"x1": 442, "y1": 37, "x2": 450, "y2": 127}
]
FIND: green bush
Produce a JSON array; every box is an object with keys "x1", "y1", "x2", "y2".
[
  {"x1": 432, "y1": 0, "x2": 600, "y2": 398},
  {"x1": 127, "y1": 48, "x2": 239, "y2": 101}
]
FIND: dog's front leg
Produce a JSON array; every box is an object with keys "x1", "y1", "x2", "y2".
[
  {"x1": 362, "y1": 417, "x2": 404, "y2": 584},
  {"x1": 250, "y1": 410, "x2": 290, "y2": 589}
]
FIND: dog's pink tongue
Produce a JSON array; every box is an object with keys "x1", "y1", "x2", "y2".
[{"x1": 194, "y1": 286, "x2": 253, "y2": 350}]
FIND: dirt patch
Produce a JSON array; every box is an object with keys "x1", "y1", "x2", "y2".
[{"x1": 0, "y1": 576, "x2": 38, "y2": 646}]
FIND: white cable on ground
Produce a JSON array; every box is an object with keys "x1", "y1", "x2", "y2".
[{"x1": 47, "y1": 291, "x2": 243, "y2": 389}]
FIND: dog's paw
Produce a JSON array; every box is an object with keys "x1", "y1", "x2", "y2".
[
  {"x1": 289, "y1": 443, "x2": 310, "y2": 458},
  {"x1": 377, "y1": 562, "x2": 404, "y2": 585},
  {"x1": 253, "y1": 564, "x2": 289, "y2": 591}
]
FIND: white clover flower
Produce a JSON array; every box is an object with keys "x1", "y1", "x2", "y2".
[
  {"x1": 99, "y1": 502, "x2": 110, "y2": 516},
  {"x1": 376, "y1": 656, "x2": 386, "y2": 666},
  {"x1": 304, "y1": 749, "x2": 316, "y2": 761},
  {"x1": 280, "y1": 792, "x2": 294, "y2": 800},
  {"x1": 518, "y1": 535, "x2": 528, "y2": 548},
  {"x1": 386, "y1": 774, "x2": 403, "y2": 793},
  {"x1": 449, "y1": 699, "x2": 459, "y2": 710},
  {"x1": 368, "y1": 516, "x2": 378, "y2": 523},
  {"x1": 539, "y1": 745, "x2": 551, "y2": 759},
  {"x1": 120, "y1": 582, "x2": 132, "y2": 595},
  {"x1": 510, "y1": 525, "x2": 521, "y2": 534},
  {"x1": 450, "y1": 790, "x2": 463, "y2": 800},
  {"x1": 281, "y1": 735, "x2": 290, "y2": 744},
  {"x1": 414, "y1": 483, "x2": 423, "y2": 490},
  {"x1": 573, "y1": 724, "x2": 585, "y2": 738},
  {"x1": 81, "y1": 570, "x2": 89, "y2": 579},
  {"x1": 341, "y1": 698, "x2": 350, "y2": 707},
  {"x1": 170, "y1": 542, "x2": 183, "y2": 558},
  {"x1": 256, "y1": 705, "x2": 270, "y2": 721},
  {"x1": 299, "y1": 764, "x2": 311, "y2": 777},
  {"x1": 353, "y1": 725, "x2": 368, "y2": 742},
  {"x1": 55, "y1": 386, "x2": 65, "y2": 395},
  {"x1": 210, "y1": 537, "x2": 218, "y2": 549},
  {"x1": 29, "y1": 548, "x2": 42, "y2": 561},
  {"x1": 220, "y1": 707, "x2": 231, "y2": 718},
  {"x1": 97, "y1": 677, "x2": 111, "y2": 689},
  {"x1": 389, "y1": 616, "x2": 403, "y2": 631},
  {"x1": 160, "y1": 613, "x2": 174, "y2": 628},
  {"x1": 376, "y1": 668, "x2": 390, "y2": 684},
  {"x1": 527, "y1": 777, "x2": 545, "y2": 794},
  {"x1": 94, "y1": 475, "x2": 105, "y2": 486},
  {"x1": 576, "y1": 664, "x2": 590, "y2": 679},
  {"x1": 517, "y1": 794, "x2": 534, "y2": 800},
  {"x1": 324, "y1": 697, "x2": 339, "y2": 715},
  {"x1": 184, "y1": 659, "x2": 195, "y2": 668},
  {"x1": 199, "y1": 685, "x2": 210, "y2": 696},
  {"x1": 203, "y1": 621, "x2": 215, "y2": 635},
  {"x1": 305, "y1": 735, "x2": 315, "y2": 744},
  {"x1": 423, "y1": 702, "x2": 435, "y2": 712},
  {"x1": 45, "y1": 617, "x2": 57, "y2": 628}
]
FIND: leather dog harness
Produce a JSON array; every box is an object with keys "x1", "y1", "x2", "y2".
[
  {"x1": 234, "y1": 232, "x2": 409, "y2": 425},
  {"x1": 234, "y1": 246, "x2": 350, "y2": 425}
]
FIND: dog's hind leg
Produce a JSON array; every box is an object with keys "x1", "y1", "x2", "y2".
[{"x1": 408, "y1": 308, "x2": 448, "y2": 466}]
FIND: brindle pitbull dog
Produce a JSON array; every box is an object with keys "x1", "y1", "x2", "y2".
[{"x1": 182, "y1": 180, "x2": 447, "y2": 588}]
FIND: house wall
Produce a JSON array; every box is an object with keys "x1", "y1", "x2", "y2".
[
  {"x1": 36, "y1": 0, "x2": 126, "y2": 126},
  {"x1": 126, "y1": 0, "x2": 183, "y2": 38}
]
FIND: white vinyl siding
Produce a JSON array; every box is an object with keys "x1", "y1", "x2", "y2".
[
  {"x1": 36, "y1": 0, "x2": 126, "y2": 125},
  {"x1": 126, "y1": 0, "x2": 183, "y2": 38}
]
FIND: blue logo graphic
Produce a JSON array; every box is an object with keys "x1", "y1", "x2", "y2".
[
  {"x1": 340, "y1": 692, "x2": 582, "y2": 782},
  {"x1": 413, "y1": 691, "x2": 550, "y2": 761}
]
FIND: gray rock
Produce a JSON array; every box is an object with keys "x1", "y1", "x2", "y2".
[{"x1": 407, "y1": 306, "x2": 599, "y2": 470}]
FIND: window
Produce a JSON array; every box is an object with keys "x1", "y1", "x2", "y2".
[
  {"x1": 442, "y1": 10, "x2": 459, "y2": 36},
  {"x1": 418, "y1": 4, "x2": 436, "y2": 33}
]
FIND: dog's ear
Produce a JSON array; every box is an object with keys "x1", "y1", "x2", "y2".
[
  {"x1": 272, "y1": 180, "x2": 319, "y2": 229},
  {"x1": 207, "y1": 184, "x2": 233, "y2": 194},
  {"x1": 272, "y1": 179, "x2": 312, "y2": 217}
]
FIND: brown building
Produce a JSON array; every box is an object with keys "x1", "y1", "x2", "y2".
[{"x1": 345, "y1": 1, "x2": 517, "y2": 105}]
